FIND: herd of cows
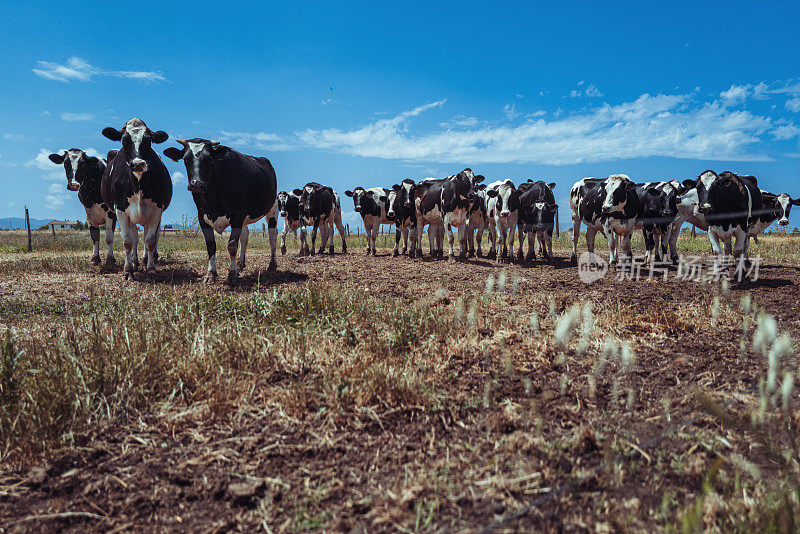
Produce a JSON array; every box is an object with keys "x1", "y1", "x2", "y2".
[{"x1": 46, "y1": 118, "x2": 799, "y2": 283}]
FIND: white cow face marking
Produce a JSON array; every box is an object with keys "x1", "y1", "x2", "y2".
[
  {"x1": 66, "y1": 149, "x2": 84, "y2": 191},
  {"x1": 602, "y1": 174, "x2": 630, "y2": 214},
  {"x1": 777, "y1": 193, "x2": 792, "y2": 225},
  {"x1": 386, "y1": 189, "x2": 398, "y2": 217}
]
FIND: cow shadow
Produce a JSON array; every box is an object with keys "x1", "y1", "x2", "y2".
[{"x1": 737, "y1": 277, "x2": 794, "y2": 289}]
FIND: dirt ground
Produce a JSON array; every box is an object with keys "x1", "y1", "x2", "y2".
[{"x1": 1, "y1": 244, "x2": 799, "y2": 532}]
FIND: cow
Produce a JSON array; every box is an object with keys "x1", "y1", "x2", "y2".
[
  {"x1": 750, "y1": 191, "x2": 800, "y2": 240},
  {"x1": 413, "y1": 169, "x2": 485, "y2": 261},
  {"x1": 634, "y1": 180, "x2": 684, "y2": 264},
  {"x1": 517, "y1": 180, "x2": 557, "y2": 262},
  {"x1": 666, "y1": 170, "x2": 717, "y2": 261},
  {"x1": 691, "y1": 171, "x2": 762, "y2": 265},
  {"x1": 294, "y1": 182, "x2": 348, "y2": 255},
  {"x1": 277, "y1": 190, "x2": 312, "y2": 255},
  {"x1": 163, "y1": 138, "x2": 278, "y2": 283},
  {"x1": 485, "y1": 180, "x2": 521, "y2": 262},
  {"x1": 465, "y1": 185, "x2": 490, "y2": 258},
  {"x1": 386, "y1": 179, "x2": 418, "y2": 257},
  {"x1": 49, "y1": 148, "x2": 117, "y2": 266},
  {"x1": 570, "y1": 174, "x2": 641, "y2": 265},
  {"x1": 101, "y1": 118, "x2": 171, "y2": 281},
  {"x1": 344, "y1": 186, "x2": 392, "y2": 255}
]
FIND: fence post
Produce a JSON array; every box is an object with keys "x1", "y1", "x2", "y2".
[
  {"x1": 555, "y1": 206, "x2": 560, "y2": 237},
  {"x1": 51, "y1": 224, "x2": 55, "y2": 237},
  {"x1": 262, "y1": 222, "x2": 265, "y2": 235},
  {"x1": 25, "y1": 207, "x2": 32, "y2": 252}
]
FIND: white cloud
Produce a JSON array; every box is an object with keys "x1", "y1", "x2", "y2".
[
  {"x1": 503, "y1": 103, "x2": 520, "y2": 120},
  {"x1": 60, "y1": 112, "x2": 94, "y2": 122},
  {"x1": 218, "y1": 131, "x2": 292, "y2": 151},
  {"x1": 171, "y1": 171, "x2": 185, "y2": 186},
  {"x1": 45, "y1": 182, "x2": 69, "y2": 210},
  {"x1": 3, "y1": 133, "x2": 24, "y2": 141},
  {"x1": 527, "y1": 110, "x2": 547, "y2": 118},
  {"x1": 568, "y1": 82, "x2": 603, "y2": 99},
  {"x1": 28, "y1": 147, "x2": 103, "y2": 170},
  {"x1": 33, "y1": 56, "x2": 166, "y2": 83},
  {"x1": 439, "y1": 116, "x2": 479, "y2": 129},
  {"x1": 720, "y1": 84, "x2": 750, "y2": 105},
  {"x1": 786, "y1": 98, "x2": 800, "y2": 113}
]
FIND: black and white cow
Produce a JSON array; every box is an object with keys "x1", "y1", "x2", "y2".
[
  {"x1": 344, "y1": 186, "x2": 392, "y2": 255},
  {"x1": 412, "y1": 178, "x2": 445, "y2": 258},
  {"x1": 570, "y1": 174, "x2": 641, "y2": 265},
  {"x1": 277, "y1": 190, "x2": 312, "y2": 255},
  {"x1": 634, "y1": 180, "x2": 684, "y2": 264},
  {"x1": 414, "y1": 169, "x2": 485, "y2": 261},
  {"x1": 667, "y1": 170, "x2": 717, "y2": 260},
  {"x1": 49, "y1": 148, "x2": 117, "y2": 266},
  {"x1": 485, "y1": 180, "x2": 521, "y2": 262},
  {"x1": 692, "y1": 171, "x2": 762, "y2": 263},
  {"x1": 295, "y1": 182, "x2": 348, "y2": 255},
  {"x1": 387, "y1": 179, "x2": 418, "y2": 257},
  {"x1": 517, "y1": 180, "x2": 557, "y2": 262},
  {"x1": 750, "y1": 191, "x2": 800, "y2": 240},
  {"x1": 465, "y1": 185, "x2": 490, "y2": 258},
  {"x1": 101, "y1": 118, "x2": 171, "y2": 281},
  {"x1": 163, "y1": 138, "x2": 278, "y2": 283}
]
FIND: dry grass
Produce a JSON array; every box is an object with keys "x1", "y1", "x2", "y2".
[{"x1": 0, "y1": 230, "x2": 798, "y2": 531}]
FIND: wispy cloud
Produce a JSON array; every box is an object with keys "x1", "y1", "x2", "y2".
[
  {"x1": 568, "y1": 81, "x2": 603, "y2": 99},
  {"x1": 171, "y1": 171, "x2": 185, "y2": 186},
  {"x1": 33, "y1": 56, "x2": 166, "y2": 83},
  {"x1": 218, "y1": 131, "x2": 293, "y2": 151},
  {"x1": 503, "y1": 103, "x2": 520, "y2": 120},
  {"x1": 439, "y1": 116, "x2": 479, "y2": 129},
  {"x1": 60, "y1": 112, "x2": 94, "y2": 122},
  {"x1": 3, "y1": 133, "x2": 25, "y2": 141}
]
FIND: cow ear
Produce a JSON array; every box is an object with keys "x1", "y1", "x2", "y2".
[
  {"x1": 364, "y1": 190, "x2": 374, "y2": 197},
  {"x1": 87, "y1": 156, "x2": 100, "y2": 166},
  {"x1": 344, "y1": 190, "x2": 353, "y2": 197},
  {"x1": 477, "y1": 184, "x2": 486, "y2": 190},
  {"x1": 548, "y1": 182, "x2": 556, "y2": 190},
  {"x1": 379, "y1": 196, "x2": 387, "y2": 203},
  {"x1": 151, "y1": 130, "x2": 169, "y2": 144},
  {"x1": 473, "y1": 175, "x2": 485, "y2": 184},
  {"x1": 48, "y1": 152, "x2": 65, "y2": 164},
  {"x1": 682, "y1": 179, "x2": 696, "y2": 189},
  {"x1": 647, "y1": 188, "x2": 661, "y2": 197},
  {"x1": 792, "y1": 197, "x2": 800, "y2": 206},
  {"x1": 292, "y1": 188, "x2": 303, "y2": 196},
  {"x1": 102, "y1": 127, "x2": 122, "y2": 141},
  {"x1": 486, "y1": 190, "x2": 499, "y2": 198},
  {"x1": 209, "y1": 145, "x2": 228, "y2": 159},
  {"x1": 392, "y1": 184, "x2": 400, "y2": 191},
  {"x1": 163, "y1": 147, "x2": 184, "y2": 162}
]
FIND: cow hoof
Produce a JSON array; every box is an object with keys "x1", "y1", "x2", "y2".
[
  {"x1": 204, "y1": 271, "x2": 218, "y2": 284},
  {"x1": 342, "y1": 246, "x2": 347, "y2": 253},
  {"x1": 145, "y1": 272, "x2": 156, "y2": 283},
  {"x1": 91, "y1": 256, "x2": 101, "y2": 265},
  {"x1": 267, "y1": 260, "x2": 277, "y2": 272},
  {"x1": 328, "y1": 247, "x2": 334, "y2": 255},
  {"x1": 570, "y1": 254, "x2": 577, "y2": 265},
  {"x1": 280, "y1": 246, "x2": 287, "y2": 255},
  {"x1": 393, "y1": 250, "x2": 399, "y2": 257},
  {"x1": 371, "y1": 250, "x2": 377, "y2": 256},
  {"x1": 476, "y1": 250, "x2": 483, "y2": 258},
  {"x1": 105, "y1": 256, "x2": 116, "y2": 267},
  {"x1": 447, "y1": 255, "x2": 456, "y2": 263},
  {"x1": 225, "y1": 272, "x2": 239, "y2": 285}
]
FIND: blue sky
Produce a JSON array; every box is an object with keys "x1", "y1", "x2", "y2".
[{"x1": 1, "y1": 1, "x2": 799, "y2": 228}]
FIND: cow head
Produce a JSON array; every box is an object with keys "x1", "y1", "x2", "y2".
[
  {"x1": 277, "y1": 190, "x2": 299, "y2": 219},
  {"x1": 775, "y1": 193, "x2": 800, "y2": 226},
  {"x1": 163, "y1": 138, "x2": 226, "y2": 193},
  {"x1": 295, "y1": 183, "x2": 321, "y2": 216},
  {"x1": 388, "y1": 179, "x2": 415, "y2": 218},
  {"x1": 682, "y1": 170, "x2": 718, "y2": 215},
  {"x1": 48, "y1": 148, "x2": 100, "y2": 192},
  {"x1": 601, "y1": 174, "x2": 635, "y2": 214},
  {"x1": 485, "y1": 180, "x2": 520, "y2": 217},
  {"x1": 102, "y1": 118, "x2": 168, "y2": 180},
  {"x1": 344, "y1": 187, "x2": 374, "y2": 214}
]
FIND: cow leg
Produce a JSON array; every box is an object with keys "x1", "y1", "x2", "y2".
[
  {"x1": 643, "y1": 229, "x2": 655, "y2": 265},
  {"x1": 89, "y1": 225, "x2": 101, "y2": 265},
  {"x1": 526, "y1": 229, "x2": 536, "y2": 262},
  {"x1": 393, "y1": 225, "x2": 401, "y2": 256},
  {"x1": 299, "y1": 227, "x2": 309, "y2": 256},
  {"x1": 371, "y1": 221, "x2": 379, "y2": 255},
  {"x1": 321, "y1": 222, "x2": 332, "y2": 254},
  {"x1": 237, "y1": 225, "x2": 250, "y2": 271},
  {"x1": 328, "y1": 222, "x2": 335, "y2": 254},
  {"x1": 620, "y1": 232, "x2": 633, "y2": 263},
  {"x1": 586, "y1": 226, "x2": 598, "y2": 258},
  {"x1": 516, "y1": 224, "x2": 525, "y2": 262},
  {"x1": 143, "y1": 219, "x2": 161, "y2": 282},
  {"x1": 200, "y1": 220, "x2": 217, "y2": 283},
  {"x1": 445, "y1": 219, "x2": 456, "y2": 262},
  {"x1": 141, "y1": 223, "x2": 157, "y2": 268},
  {"x1": 226, "y1": 226, "x2": 243, "y2": 282},
  {"x1": 667, "y1": 219, "x2": 681, "y2": 264},
  {"x1": 708, "y1": 230, "x2": 723, "y2": 260},
  {"x1": 570, "y1": 219, "x2": 581, "y2": 264},
  {"x1": 267, "y1": 217, "x2": 278, "y2": 271},
  {"x1": 476, "y1": 224, "x2": 485, "y2": 257},
  {"x1": 280, "y1": 222, "x2": 289, "y2": 255},
  {"x1": 546, "y1": 230, "x2": 553, "y2": 260},
  {"x1": 402, "y1": 226, "x2": 409, "y2": 254},
  {"x1": 117, "y1": 211, "x2": 136, "y2": 280},
  {"x1": 130, "y1": 224, "x2": 140, "y2": 271},
  {"x1": 458, "y1": 223, "x2": 468, "y2": 259},
  {"x1": 104, "y1": 218, "x2": 116, "y2": 266},
  {"x1": 508, "y1": 221, "x2": 518, "y2": 262},
  {"x1": 310, "y1": 224, "x2": 318, "y2": 255}
]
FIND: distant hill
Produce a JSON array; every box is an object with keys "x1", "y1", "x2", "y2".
[{"x1": 0, "y1": 217, "x2": 55, "y2": 230}]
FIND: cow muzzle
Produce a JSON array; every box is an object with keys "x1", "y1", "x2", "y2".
[
  {"x1": 131, "y1": 158, "x2": 148, "y2": 175},
  {"x1": 779, "y1": 218, "x2": 789, "y2": 226},
  {"x1": 500, "y1": 210, "x2": 510, "y2": 217},
  {"x1": 387, "y1": 210, "x2": 395, "y2": 217},
  {"x1": 67, "y1": 181, "x2": 80, "y2": 192},
  {"x1": 354, "y1": 206, "x2": 361, "y2": 213},
  {"x1": 188, "y1": 180, "x2": 206, "y2": 193},
  {"x1": 601, "y1": 205, "x2": 613, "y2": 214},
  {"x1": 280, "y1": 211, "x2": 287, "y2": 218},
  {"x1": 700, "y1": 203, "x2": 712, "y2": 214}
]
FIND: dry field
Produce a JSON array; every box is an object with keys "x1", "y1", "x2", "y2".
[{"x1": 0, "y1": 229, "x2": 799, "y2": 532}]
